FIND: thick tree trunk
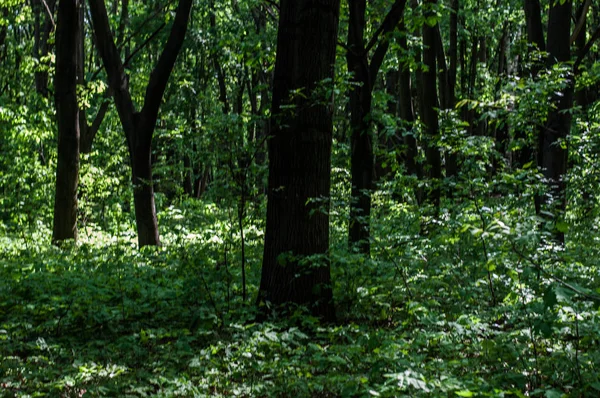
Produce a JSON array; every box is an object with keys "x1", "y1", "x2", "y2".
[
  {"x1": 539, "y1": 0, "x2": 573, "y2": 243},
  {"x1": 258, "y1": 0, "x2": 340, "y2": 321},
  {"x1": 53, "y1": 0, "x2": 80, "y2": 244}
]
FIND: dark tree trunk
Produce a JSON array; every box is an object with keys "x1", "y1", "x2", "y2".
[
  {"x1": 347, "y1": 0, "x2": 372, "y2": 255},
  {"x1": 32, "y1": 0, "x2": 56, "y2": 97},
  {"x1": 346, "y1": 0, "x2": 408, "y2": 255},
  {"x1": 445, "y1": 0, "x2": 459, "y2": 178},
  {"x1": 257, "y1": 0, "x2": 340, "y2": 321},
  {"x1": 77, "y1": 0, "x2": 111, "y2": 154},
  {"x1": 538, "y1": 0, "x2": 573, "y2": 243},
  {"x1": 516, "y1": 0, "x2": 546, "y2": 169},
  {"x1": 89, "y1": 0, "x2": 192, "y2": 247},
  {"x1": 52, "y1": 0, "x2": 80, "y2": 244},
  {"x1": 524, "y1": 0, "x2": 545, "y2": 53},
  {"x1": 422, "y1": 0, "x2": 441, "y2": 209},
  {"x1": 397, "y1": 22, "x2": 419, "y2": 182}
]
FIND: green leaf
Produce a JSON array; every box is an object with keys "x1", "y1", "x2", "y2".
[
  {"x1": 455, "y1": 390, "x2": 474, "y2": 397},
  {"x1": 555, "y1": 221, "x2": 569, "y2": 233},
  {"x1": 543, "y1": 286, "x2": 557, "y2": 308}
]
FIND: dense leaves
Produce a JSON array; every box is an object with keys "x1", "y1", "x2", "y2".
[{"x1": 1, "y1": 0, "x2": 600, "y2": 396}]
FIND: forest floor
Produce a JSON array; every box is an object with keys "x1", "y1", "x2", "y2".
[{"x1": 2, "y1": 195, "x2": 600, "y2": 397}]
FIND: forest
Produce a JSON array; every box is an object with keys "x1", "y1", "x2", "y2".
[{"x1": 1, "y1": 0, "x2": 600, "y2": 396}]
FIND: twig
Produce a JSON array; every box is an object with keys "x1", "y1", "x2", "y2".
[{"x1": 40, "y1": 0, "x2": 55, "y2": 31}]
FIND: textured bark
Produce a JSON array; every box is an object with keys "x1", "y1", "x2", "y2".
[
  {"x1": 538, "y1": 0, "x2": 573, "y2": 243},
  {"x1": 89, "y1": 0, "x2": 192, "y2": 247},
  {"x1": 53, "y1": 0, "x2": 80, "y2": 244},
  {"x1": 258, "y1": 0, "x2": 340, "y2": 321}
]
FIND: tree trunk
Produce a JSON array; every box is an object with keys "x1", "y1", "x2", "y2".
[
  {"x1": 347, "y1": 0, "x2": 408, "y2": 255},
  {"x1": 422, "y1": 0, "x2": 441, "y2": 209},
  {"x1": 445, "y1": 0, "x2": 459, "y2": 178},
  {"x1": 32, "y1": 0, "x2": 56, "y2": 97},
  {"x1": 347, "y1": 0, "x2": 372, "y2": 255},
  {"x1": 258, "y1": 0, "x2": 340, "y2": 321},
  {"x1": 516, "y1": 0, "x2": 545, "y2": 169},
  {"x1": 53, "y1": 0, "x2": 80, "y2": 244},
  {"x1": 89, "y1": 0, "x2": 192, "y2": 247},
  {"x1": 538, "y1": 0, "x2": 573, "y2": 243}
]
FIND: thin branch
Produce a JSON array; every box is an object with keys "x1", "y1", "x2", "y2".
[
  {"x1": 40, "y1": 0, "x2": 55, "y2": 31},
  {"x1": 574, "y1": 23, "x2": 600, "y2": 74},
  {"x1": 365, "y1": 0, "x2": 407, "y2": 55},
  {"x1": 570, "y1": 0, "x2": 592, "y2": 45},
  {"x1": 368, "y1": 0, "x2": 408, "y2": 82}
]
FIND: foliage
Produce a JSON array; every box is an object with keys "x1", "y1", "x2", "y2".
[{"x1": 2, "y1": 0, "x2": 600, "y2": 396}]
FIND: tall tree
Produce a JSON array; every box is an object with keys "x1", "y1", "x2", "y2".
[
  {"x1": 32, "y1": 0, "x2": 57, "y2": 97},
  {"x1": 89, "y1": 0, "x2": 193, "y2": 247},
  {"x1": 52, "y1": 0, "x2": 80, "y2": 244},
  {"x1": 421, "y1": 0, "x2": 441, "y2": 209},
  {"x1": 538, "y1": 0, "x2": 573, "y2": 243},
  {"x1": 346, "y1": 0, "x2": 408, "y2": 255},
  {"x1": 257, "y1": 0, "x2": 340, "y2": 321}
]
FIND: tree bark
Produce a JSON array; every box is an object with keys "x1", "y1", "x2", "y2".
[
  {"x1": 89, "y1": 0, "x2": 192, "y2": 247},
  {"x1": 516, "y1": 0, "x2": 545, "y2": 169},
  {"x1": 538, "y1": 0, "x2": 573, "y2": 243},
  {"x1": 422, "y1": 0, "x2": 441, "y2": 210},
  {"x1": 347, "y1": 0, "x2": 408, "y2": 255},
  {"x1": 52, "y1": 0, "x2": 80, "y2": 244},
  {"x1": 397, "y1": 22, "x2": 419, "y2": 182},
  {"x1": 258, "y1": 0, "x2": 340, "y2": 321},
  {"x1": 32, "y1": 0, "x2": 56, "y2": 97}
]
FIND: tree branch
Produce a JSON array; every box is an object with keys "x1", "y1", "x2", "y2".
[
  {"x1": 570, "y1": 0, "x2": 591, "y2": 46},
  {"x1": 574, "y1": 23, "x2": 600, "y2": 74},
  {"x1": 368, "y1": 0, "x2": 408, "y2": 84},
  {"x1": 139, "y1": 0, "x2": 193, "y2": 144},
  {"x1": 88, "y1": 0, "x2": 137, "y2": 152}
]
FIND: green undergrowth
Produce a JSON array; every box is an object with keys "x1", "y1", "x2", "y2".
[{"x1": 2, "y1": 194, "x2": 600, "y2": 397}]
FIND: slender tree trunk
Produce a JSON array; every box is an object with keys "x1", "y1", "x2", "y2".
[
  {"x1": 445, "y1": 0, "x2": 459, "y2": 178},
  {"x1": 397, "y1": 22, "x2": 419, "y2": 182},
  {"x1": 347, "y1": 0, "x2": 372, "y2": 255},
  {"x1": 89, "y1": 0, "x2": 192, "y2": 247},
  {"x1": 53, "y1": 0, "x2": 80, "y2": 244},
  {"x1": 258, "y1": 0, "x2": 340, "y2": 321},
  {"x1": 32, "y1": 0, "x2": 56, "y2": 97},
  {"x1": 422, "y1": 0, "x2": 441, "y2": 209},
  {"x1": 539, "y1": 0, "x2": 573, "y2": 243},
  {"x1": 516, "y1": 0, "x2": 545, "y2": 169},
  {"x1": 347, "y1": 0, "x2": 408, "y2": 255}
]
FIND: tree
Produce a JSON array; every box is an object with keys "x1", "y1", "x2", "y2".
[
  {"x1": 538, "y1": 0, "x2": 573, "y2": 243},
  {"x1": 89, "y1": 0, "x2": 193, "y2": 247},
  {"x1": 257, "y1": 0, "x2": 340, "y2": 321},
  {"x1": 346, "y1": 0, "x2": 408, "y2": 255},
  {"x1": 421, "y1": 0, "x2": 441, "y2": 209},
  {"x1": 52, "y1": 0, "x2": 80, "y2": 244}
]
